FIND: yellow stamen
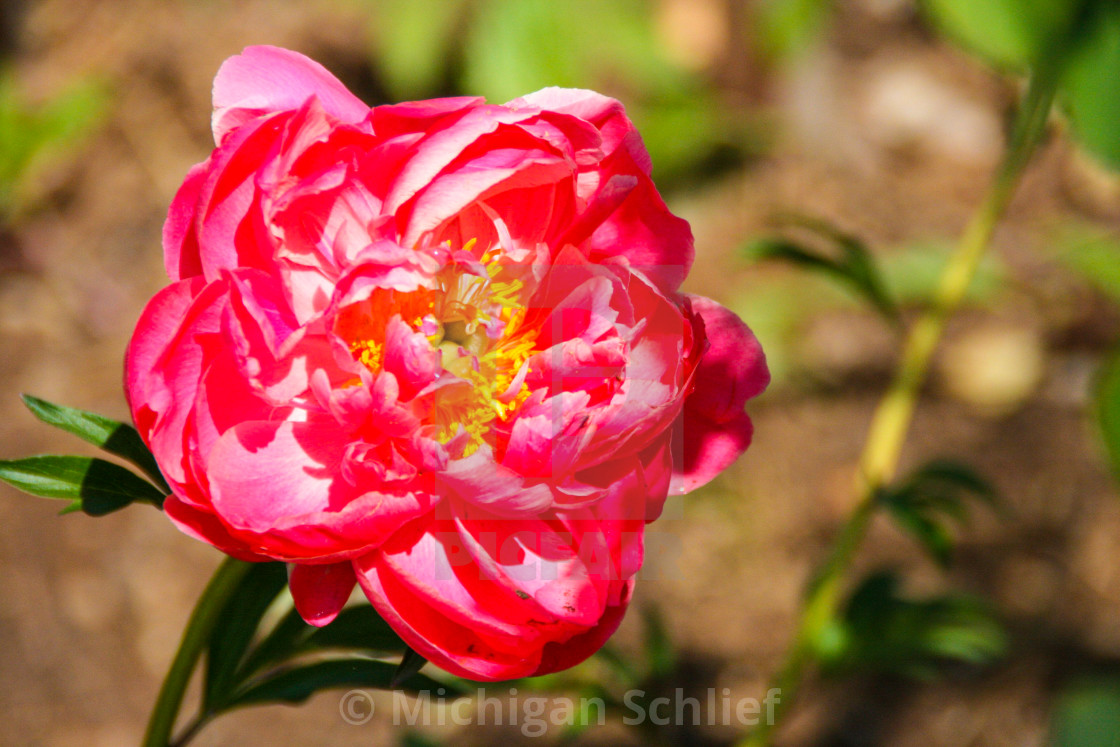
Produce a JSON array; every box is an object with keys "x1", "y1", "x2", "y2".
[
  {"x1": 337, "y1": 238, "x2": 539, "y2": 456},
  {"x1": 350, "y1": 339, "x2": 383, "y2": 372}
]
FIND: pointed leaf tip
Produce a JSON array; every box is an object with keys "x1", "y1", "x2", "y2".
[
  {"x1": 0, "y1": 455, "x2": 165, "y2": 515},
  {"x1": 19, "y1": 395, "x2": 169, "y2": 493}
]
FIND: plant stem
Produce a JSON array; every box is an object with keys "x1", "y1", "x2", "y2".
[
  {"x1": 142, "y1": 557, "x2": 251, "y2": 747},
  {"x1": 168, "y1": 714, "x2": 212, "y2": 747},
  {"x1": 739, "y1": 62, "x2": 1060, "y2": 747}
]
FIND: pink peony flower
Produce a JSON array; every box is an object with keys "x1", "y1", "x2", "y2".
[{"x1": 126, "y1": 46, "x2": 768, "y2": 680}]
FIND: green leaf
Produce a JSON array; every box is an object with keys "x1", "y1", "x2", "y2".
[
  {"x1": 921, "y1": 0, "x2": 1082, "y2": 69},
  {"x1": 392, "y1": 647, "x2": 429, "y2": 689},
  {"x1": 463, "y1": 0, "x2": 677, "y2": 103},
  {"x1": 400, "y1": 734, "x2": 444, "y2": 747},
  {"x1": 1098, "y1": 349, "x2": 1120, "y2": 480},
  {"x1": 827, "y1": 571, "x2": 1007, "y2": 678},
  {"x1": 20, "y1": 395, "x2": 169, "y2": 492},
  {"x1": 743, "y1": 220, "x2": 899, "y2": 323},
  {"x1": 238, "y1": 603, "x2": 410, "y2": 684},
  {"x1": 887, "y1": 507, "x2": 955, "y2": 567},
  {"x1": 641, "y1": 606, "x2": 675, "y2": 679},
  {"x1": 0, "y1": 455, "x2": 165, "y2": 515},
  {"x1": 1062, "y1": 3, "x2": 1120, "y2": 170},
  {"x1": 1054, "y1": 226, "x2": 1120, "y2": 302},
  {"x1": 205, "y1": 562, "x2": 289, "y2": 709},
  {"x1": 879, "y1": 460, "x2": 998, "y2": 567},
  {"x1": 303, "y1": 605, "x2": 409, "y2": 654},
  {"x1": 227, "y1": 658, "x2": 454, "y2": 709},
  {"x1": 1052, "y1": 677, "x2": 1120, "y2": 747},
  {"x1": 593, "y1": 644, "x2": 641, "y2": 687},
  {"x1": 235, "y1": 605, "x2": 311, "y2": 678}
]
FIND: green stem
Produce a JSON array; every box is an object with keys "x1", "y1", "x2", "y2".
[
  {"x1": 168, "y1": 714, "x2": 212, "y2": 747},
  {"x1": 142, "y1": 557, "x2": 251, "y2": 747},
  {"x1": 739, "y1": 62, "x2": 1060, "y2": 747}
]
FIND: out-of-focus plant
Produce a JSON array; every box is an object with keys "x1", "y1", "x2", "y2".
[
  {"x1": 1052, "y1": 678, "x2": 1120, "y2": 747},
  {"x1": 820, "y1": 571, "x2": 1006, "y2": 679},
  {"x1": 923, "y1": 0, "x2": 1120, "y2": 169},
  {"x1": 367, "y1": 0, "x2": 754, "y2": 187},
  {"x1": 1057, "y1": 225, "x2": 1120, "y2": 489},
  {"x1": 743, "y1": 217, "x2": 900, "y2": 325},
  {"x1": 1050, "y1": 225, "x2": 1120, "y2": 485},
  {"x1": 739, "y1": 1, "x2": 1120, "y2": 745},
  {"x1": 738, "y1": 226, "x2": 1007, "y2": 387},
  {"x1": 1055, "y1": 225, "x2": 1120, "y2": 303},
  {"x1": 753, "y1": 0, "x2": 832, "y2": 60},
  {"x1": 0, "y1": 68, "x2": 105, "y2": 224}
]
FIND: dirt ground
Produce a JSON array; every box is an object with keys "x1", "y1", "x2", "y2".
[{"x1": 2, "y1": 1, "x2": 1119, "y2": 746}]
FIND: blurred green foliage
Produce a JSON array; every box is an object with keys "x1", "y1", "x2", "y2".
[
  {"x1": 1052, "y1": 678, "x2": 1120, "y2": 747},
  {"x1": 1061, "y1": 3, "x2": 1120, "y2": 170},
  {"x1": 1053, "y1": 224, "x2": 1120, "y2": 302},
  {"x1": 744, "y1": 218, "x2": 900, "y2": 324},
  {"x1": 922, "y1": 0, "x2": 1083, "y2": 70},
  {"x1": 753, "y1": 0, "x2": 831, "y2": 59},
  {"x1": 1053, "y1": 226, "x2": 1120, "y2": 484},
  {"x1": 878, "y1": 460, "x2": 998, "y2": 568},
  {"x1": 760, "y1": 0, "x2": 1120, "y2": 170},
  {"x1": 820, "y1": 571, "x2": 1007, "y2": 679},
  {"x1": 366, "y1": 0, "x2": 754, "y2": 187},
  {"x1": 0, "y1": 68, "x2": 105, "y2": 222},
  {"x1": 735, "y1": 234, "x2": 1006, "y2": 386},
  {"x1": 921, "y1": 0, "x2": 1120, "y2": 170}
]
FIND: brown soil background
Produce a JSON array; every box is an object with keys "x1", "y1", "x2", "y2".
[{"x1": 2, "y1": 1, "x2": 1119, "y2": 745}]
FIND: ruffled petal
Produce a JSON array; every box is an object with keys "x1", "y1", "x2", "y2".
[
  {"x1": 207, "y1": 419, "x2": 434, "y2": 559},
  {"x1": 212, "y1": 45, "x2": 369, "y2": 141},
  {"x1": 683, "y1": 295, "x2": 769, "y2": 422},
  {"x1": 163, "y1": 160, "x2": 210, "y2": 281},
  {"x1": 669, "y1": 409, "x2": 754, "y2": 495}
]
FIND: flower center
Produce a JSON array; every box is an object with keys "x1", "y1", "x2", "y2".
[{"x1": 336, "y1": 241, "x2": 537, "y2": 455}]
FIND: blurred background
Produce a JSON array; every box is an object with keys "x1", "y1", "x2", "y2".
[{"x1": 1, "y1": 0, "x2": 1119, "y2": 745}]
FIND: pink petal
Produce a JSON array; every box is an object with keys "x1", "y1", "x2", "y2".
[
  {"x1": 401, "y1": 146, "x2": 571, "y2": 247},
  {"x1": 532, "y1": 579, "x2": 633, "y2": 676},
  {"x1": 581, "y1": 149, "x2": 694, "y2": 294},
  {"x1": 382, "y1": 105, "x2": 534, "y2": 216},
  {"x1": 382, "y1": 317, "x2": 441, "y2": 398},
  {"x1": 125, "y1": 276, "x2": 207, "y2": 427},
  {"x1": 127, "y1": 277, "x2": 228, "y2": 486},
  {"x1": 212, "y1": 45, "x2": 369, "y2": 142},
  {"x1": 369, "y1": 97, "x2": 484, "y2": 141},
  {"x1": 684, "y1": 295, "x2": 770, "y2": 422},
  {"x1": 162, "y1": 495, "x2": 270, "y2": 562},
  {"x1": 433, "y1": 446, "x2": 553, "y2": 514},
  {"x1": 163, "y1": 159, "x2": 210, "y2": 281},
  {"x1": 353, "y1": 501, "x2": 618, "y2": 681},
  {"x1": 669, "y1": 409, "x2": 754, "y2": 495},
  {"x1": 357, "y1": 553, "x2": 544, "y2": 681},
  {"x1": 187, "y1": 347, "x2": 284, "y2": 482},
  {"x1": 507, "y1": 88, "x2": 645, "y2": 169},
  {"x1": 193, "y1": 114, "x2": 289, "y2": 281},
  {"x1": 454, "y1": 503, "x2": 610, "y2": 628},
  {"x1": 289, "y1": 561, "x2": 357, "y2": 627},
  {"x1": 208, "y1": 419, "x2": 352, "y2": 527},
  {"x1": 207, "y1": 419, "x2": 434, "y2": 560}
]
